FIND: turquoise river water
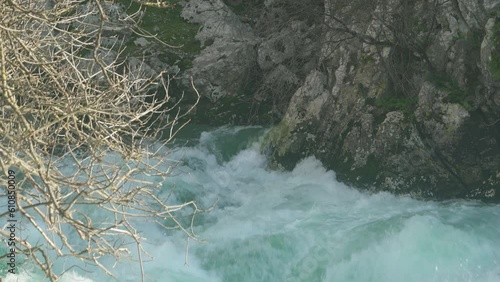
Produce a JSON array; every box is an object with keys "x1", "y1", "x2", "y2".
[{"x1": 3, "y1": 126, "x2": 500, "y2": 282}]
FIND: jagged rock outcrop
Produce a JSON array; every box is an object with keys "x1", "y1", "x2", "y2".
[
  {"x1": 180, "y1": 0, "x2": 322, "y2": 124},
  {"x1": 266, "y1": 0, "x2": 500, "y2": 201},
  {"x1": 179, "y1": 0, "x2": 499, "y2": 201},
  {"x1": 180, "y1": 0, "x2": 257, "y2": 102}
]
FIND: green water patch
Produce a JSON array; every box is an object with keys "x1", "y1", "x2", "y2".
[
  {"x1": 197, "y1": 126, "x2": 267, "y2": 162},
  {"x1": 197, "y1": 233, "x2": 298, "y2": 282},
  {"x1": 171, "y1": 124, "x2": 216, "y2": 144},
  {"x1": 171, "y1": 124, "x2": 268, "y2": 164}
]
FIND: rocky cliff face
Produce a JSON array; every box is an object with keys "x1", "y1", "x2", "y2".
[
  {"x1": 181, "y1": 0, "x2": 257, "y2": 102},
  {"x1": 180, "y1": 0, "x2": 323, "y2": 124},
  {"x1": 265, "y1": 0, "x2": 500, "y2": 201},
  {"x1": 181, "y1": 0, "x2": 500, "y2": 201}
]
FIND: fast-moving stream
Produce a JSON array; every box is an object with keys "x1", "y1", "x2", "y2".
[{"x1": 4, "y1": 126, "x2": 500, "y2": 282}]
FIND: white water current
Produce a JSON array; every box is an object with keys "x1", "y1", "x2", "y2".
[{"x1": 3, "y1": 126, "x2": 500, "y2": 282}]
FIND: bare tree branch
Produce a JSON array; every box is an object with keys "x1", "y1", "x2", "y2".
[{"x1": 0, "y1": 0, "x2": 209, "y2": 280}]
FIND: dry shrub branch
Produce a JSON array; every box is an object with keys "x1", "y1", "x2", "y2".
[{"x1": 0, "y1": 0, "x2": 207, "y2": 280}]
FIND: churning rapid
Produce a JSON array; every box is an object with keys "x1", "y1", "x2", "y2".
[{"x1": 4, "y1": 126, "x2": 500, "y2": 282}]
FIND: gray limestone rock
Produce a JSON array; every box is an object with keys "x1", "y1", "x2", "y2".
[
  {"x1": 180, "y1": 0, "x2": 257, "y2": 100},
  {"x1": 266, "y1": 0, "x2": 500, "y2": 201}
]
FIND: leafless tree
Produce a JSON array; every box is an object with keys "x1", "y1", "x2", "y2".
[{"x1": 0, "y1": 0, "x2": 209, "y2": 281}]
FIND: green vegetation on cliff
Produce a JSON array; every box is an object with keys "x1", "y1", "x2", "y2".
[{"x1": 118, "y1": 0, "x2": 201, "y2": 69}]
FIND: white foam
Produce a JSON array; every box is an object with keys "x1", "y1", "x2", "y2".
[{"x1": 3, "y1": 126, "x2": 500, "y2": 282}]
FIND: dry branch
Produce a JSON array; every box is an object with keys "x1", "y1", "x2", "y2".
[{"x1": 0, "y1": 0, "x2": 207, "y2": 280}]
